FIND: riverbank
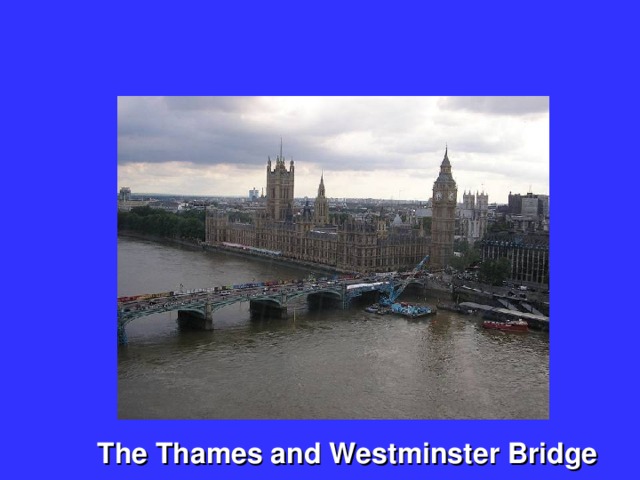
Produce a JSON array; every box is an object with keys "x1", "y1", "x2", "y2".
[
  {"x1": 118, "y1": 231, "x2": 202, "y2": 250},
  {"x1": 437, "y1": 300, "x2": 549, "y2": 332},
  {"x1": 201, "y1": 242, "x2": 347, "y2": 276}
]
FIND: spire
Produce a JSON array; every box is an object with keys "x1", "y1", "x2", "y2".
[
  {"x1": 317, "y1": 172, "x2": 326, "y2": 197},
  {"x1": 441, "y1": 144, "x2": 450, "y2": 166},
  {"x1": 280, "y1": 137, "x2": 283, "y2": 161},
  {"x1": 435, "y1": 145, "x2": 455, "y2": 185},
  {"x1": 314, "y1": 171, "x2": 328, "y2": 225}
]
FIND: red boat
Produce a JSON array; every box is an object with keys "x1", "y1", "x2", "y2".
[{"x1": 482, "y1": 319, "x2": 528, "y2": 332}]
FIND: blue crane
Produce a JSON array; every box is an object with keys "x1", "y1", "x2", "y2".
[{"x1": 379, "y1": 255, "x2": 429, "y2": 305}]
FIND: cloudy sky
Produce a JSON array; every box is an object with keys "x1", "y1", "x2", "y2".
[{"x1": 117, "y1": 96, "x2": 548, "y2": 204}]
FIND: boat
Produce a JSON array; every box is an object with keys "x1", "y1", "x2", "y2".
[
  {"x1": 390, "y1": 302, "x2": 434, "y2": 318},
  {"x1": 482, "y1": 318, "x2": 528, "y2": 332},
  {"x1": 364, "y1": 305, "x2": 380, "y2": 313}
]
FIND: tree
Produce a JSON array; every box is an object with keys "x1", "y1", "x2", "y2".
[
  {"x1": 449, "y1": 255, "x2": 466, "y2": 272},
  {"x1": 449, "y1": 245, "x2": 481, "y2": 272},
  {"x1": 118, "y1": 206, "x2": 206, "y2": 241},
  {"x1": 488, "y1": 218, "x2": 509, "y2": 233},
  {"x1": 478, "y1": 257, "x2": 511, "y2": 285},
  {"x1": 454, "y1": 238, "x2": 470, "y2": 254}
]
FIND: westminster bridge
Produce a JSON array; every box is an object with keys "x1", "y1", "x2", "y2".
[{"x1": 117, "y1": 275, "x2": 429, "y2": 344}]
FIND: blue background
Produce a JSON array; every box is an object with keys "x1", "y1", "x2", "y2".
[{"x1": 3, "y1": 1, "x2": 636, "y2": 478}]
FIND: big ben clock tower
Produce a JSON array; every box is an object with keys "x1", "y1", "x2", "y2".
[{"x1": 431, "y1": 147, "x2": 457, "y2": 270}]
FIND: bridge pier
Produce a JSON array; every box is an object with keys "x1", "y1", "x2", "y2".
[
  {"x1": 177, "y1": 303, "x2": 214, "y2": 330},
  {"x1": 205, "y1": 302, "x2": 213, "y2": 328},
  {"x1": 307, "y1": 292, "x2": 344, "y2": 311},
  {"x1": 118, "y1": 323, "x2": 128, "y2": 345}
]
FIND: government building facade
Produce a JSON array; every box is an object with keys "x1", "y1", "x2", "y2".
[{"x1": 205, "y1": 147, "x2": 457, "y2": 273}]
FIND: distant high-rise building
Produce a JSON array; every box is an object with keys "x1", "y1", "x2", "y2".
[
  {"x1": 117, "y1": 186, "x2": 148, "y2": 211},
  {"x1": 509, "y1": 192, "x2": 548, "y2": 217},
  {"x1": 507, "y1": 192, "x2": 549, "y2": 233},
  {"x1": 521, "y1": 196, "x2": 539, "y2": 216},
  {"x1": 537, "y1": 194, "x2": 549, "y2": 218},
  {"x1": 249, "y1": 187, "x2": 259, "y2": 201},
  {"x1": 508, "y1": 192, "x2": 522, "y2": 214},
  {"x1": 119, "y1": 187, "x2": 131, "y2": 201}
]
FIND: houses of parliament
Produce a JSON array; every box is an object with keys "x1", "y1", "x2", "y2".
[{"x1": 205, "y1": 145, "x2": 457, "y2": 273}]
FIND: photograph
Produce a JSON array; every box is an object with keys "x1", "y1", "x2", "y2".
[{"x1": 117, "y1": 96, "x2": 549, "y2": 420}]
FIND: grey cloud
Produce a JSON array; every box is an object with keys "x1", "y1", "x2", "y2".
[
  {"x1": 118, "y1": 97, "x2": 547, "y2": 189},
  {"x1": 118, "y1": 98, "x2": 421, "y2": 172},
  {"x1": 455, "y1": 137, "x2": 520, "y2": 155},
  {"x1": 162, "y1": 96, "x2": 265, "y2": 113},
  {"x1": 438, "y1": 96, "x2": 549, "y2": 116},
  {"x1": 118, "y1": 98, "x2": 281, "y2": 166}
]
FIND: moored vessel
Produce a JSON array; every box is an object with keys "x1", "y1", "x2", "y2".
[
  {"x1": 391, "y1": 302, "x2": 435, "y2": 318},
  {"x1": 482, "y1": 318, "x2": 528, "y2": 332}
]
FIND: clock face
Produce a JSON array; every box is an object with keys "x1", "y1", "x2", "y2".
[
  {"x1": 435, "y1": 192, "x2": 442, "y2": 201},
  {"x1": 448, "y1": 192, "x2": 455, "y2": 201}
]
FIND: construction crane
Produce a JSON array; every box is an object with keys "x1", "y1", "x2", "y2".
[{"x1": 380, "y1": 255, "x2": 429, "y2": 305}]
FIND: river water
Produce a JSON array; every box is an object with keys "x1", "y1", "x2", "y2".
[{"x1": 118, "y1": 236, "x2": 549, "y2": 419}]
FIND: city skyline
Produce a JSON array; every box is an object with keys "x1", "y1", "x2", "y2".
[{"x1": 118, "y1": 96, "x2": 549, "y2": 204}]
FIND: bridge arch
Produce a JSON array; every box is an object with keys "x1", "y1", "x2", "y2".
[
  {"x1": 306, "y1": 288, "x2": 344, "y2": 310},
  {"x1": 249, "y1": 297, "x2": 288, "y2": 319}
]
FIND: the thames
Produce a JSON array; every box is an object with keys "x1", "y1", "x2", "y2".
[{"x1": 118, "y1": 236, "x2": 549, "y2": 419}]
